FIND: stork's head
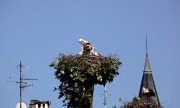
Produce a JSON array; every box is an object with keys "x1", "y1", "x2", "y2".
[
  {"x1": 79, "y1": 38, "x2": 89, "y2": 44},
  {"x1": 79, "y1": 39, "x2": 84, "y2": 44}
]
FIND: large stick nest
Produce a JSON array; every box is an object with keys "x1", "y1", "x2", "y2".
[
  {"x1": 53, "y1": 54, "x2": 122, "y2": 86},
  {"x1": 50, "y1": 54, "x2": 122, "y2": 107}
]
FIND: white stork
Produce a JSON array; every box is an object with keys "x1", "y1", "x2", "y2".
[
  {"x1": 142, "y1": 87, "x2": 155, "y2": 97},
  {"x1": 79, "y1": 39, "x2": 92, "y2": 55},
  {"x1": 91, "y1": 46, "x2": 100, "y2": 56},
  {"x1": 79, "y1": 38, "x2": 89, "y2": 45},
  {"x1": 78, "y1": 46, "x2": 84, "y2": 55}
]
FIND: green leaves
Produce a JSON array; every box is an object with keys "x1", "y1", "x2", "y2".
[
  {"x1": 50, "y1": 54, "x2": 122, "y2": 107},
  {"x1": 49, "y1": 60, "x2": 56, "y2": 67}
]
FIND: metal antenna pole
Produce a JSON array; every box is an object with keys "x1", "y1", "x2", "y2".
[
  {"x1": 20, "y1": 61, "x2": 22, "y2": 108},
  {"x1": 100, "y1": 84, "x2": 111, "y2": 108},
  {"x1": 103, "y1": 84, "x2": 107, "y2": 108},
  {"x1": 8, "y1": 61, "x2": 38, "y2": 108}
]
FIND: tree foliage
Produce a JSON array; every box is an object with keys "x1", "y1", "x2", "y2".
[{"x1": 50, "y1": 54, "x2": 122, "y2": 108}]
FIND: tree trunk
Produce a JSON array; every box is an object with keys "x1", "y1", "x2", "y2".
[{"x1": 78, "y1": 84, "x2": 94, "y2": 108}]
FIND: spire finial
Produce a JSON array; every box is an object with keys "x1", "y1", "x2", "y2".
[{"x1": 146, "y1": 35, "x2": 148, "y2": 55}]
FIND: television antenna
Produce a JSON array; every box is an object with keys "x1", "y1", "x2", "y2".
[
  {"x1": 101, "y1": 84, "x2": 111, "y2": 108},
  {"x1": 8, "y1": 61, "x2": 38, "y2": 108}
]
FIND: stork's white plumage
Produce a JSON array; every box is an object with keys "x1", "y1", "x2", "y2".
[
  {"x1": 91, "y1": 46, "x2": 100, "y2": 56},
  {"x1": 78, "y1": 47, "x2": 84, "y2": 55},
  {"x1": 142, "y1": 87, "x2": 155, "y2": 96},
  {"x1": 79, "y1": 39, "x2": 89, "y2": 45},
  {"x1": 142, "y1": 87, "x2": 150, "y2": 93}
]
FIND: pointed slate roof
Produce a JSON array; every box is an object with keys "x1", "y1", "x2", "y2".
[
  {"x1": 144, "y1": 53, "x2": 151, "y2": 72},
  {"x1": 138, "y1": 38, "x2": 160, "y2": 105}
]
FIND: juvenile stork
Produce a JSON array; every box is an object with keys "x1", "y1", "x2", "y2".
[
  {"x1": 142, "y1": 87, "x2": 155, "y2": 97},
  {"x1": 79, "y1": 38, "x2": 89, "y2": 45},
  {"x1": 79, "y1": 38, "x2": 92, "y2": 55},
  {"x1": 78, "y1": 46, "x2": 84, "y2": 55},
  {"x1": 91, "y1": 46, "x2": 100, "y2": 56}
]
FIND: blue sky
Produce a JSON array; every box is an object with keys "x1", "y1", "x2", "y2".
[{"x1": 0, "y1": 0, "x2": 179, "y2": 108}]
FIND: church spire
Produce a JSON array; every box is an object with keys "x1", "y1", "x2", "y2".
[
  {"x1": 144, "y1": 36, "x2": 151, "y2": 72},
  {"x1": 138, "y1": 36, "x2": 160, "y2": 105},
  {"x1": 146, "y1": 35, "x2": 148, "y2": 55}
]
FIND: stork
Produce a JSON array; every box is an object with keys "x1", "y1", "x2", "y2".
[
  {"x1": 79, "y1": 39, "x2": 89, "y2": 45},
  {"x1": 78, "y1": 47, "x2": 84, "y2": 55},
  {"x1": 91, "y1": 46, "x2": 100, "y2": 56},
  {"x1": 142, "y1": 87, "x2": 155, "y2": 97},
  {"x1": 79, "y1": 39, "x2": 92, "y2": 55}
]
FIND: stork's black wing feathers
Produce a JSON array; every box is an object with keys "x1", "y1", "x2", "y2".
[{"x1": 148, "y1": 89, "x2": 156, "y2": 96}]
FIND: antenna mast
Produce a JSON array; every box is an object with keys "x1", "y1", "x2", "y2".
[
  {"x1": 103, "y1": 85, "x2": 107, "y2": 108},
  {"x1": 8, "y1": 61, "x2": 38, "y2": 108},
  {"x1": 102, "y1": 84, "x2": 110, "y2": 108},
  {"x1": 20, "y1": 61, "x2": 22, "y2": 108}
]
